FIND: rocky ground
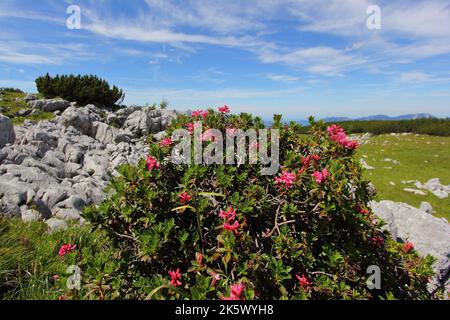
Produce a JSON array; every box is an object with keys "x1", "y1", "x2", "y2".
[
  {"x1": 0, "y1": 97, "x2": 449, "y2": 297},
  {"x1": 0, "y1": 97, "x2": 177, "y2": 231}
]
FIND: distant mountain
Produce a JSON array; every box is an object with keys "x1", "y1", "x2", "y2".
[{"x1": 289, "y1": 113, "x2": 436, "y2": 126}]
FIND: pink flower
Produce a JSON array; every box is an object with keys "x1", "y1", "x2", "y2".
[
  {"x1": 250, "y1": 142, "x2": 259, "y2": 151},
  {"x1": 313, "y1": 154, "x2": 320, "y2": 161},
  {"x1": 369, "y1": 236, "x2": 385, "y2": 246},
  {"x1": 159, "y1": 138, "x2": 173, "y2": 147},
  {"x1": 196, "y1": 252, "x2": 204, "y2": 266},
  {"x1": 168, "y1": 268, "x2": 182, "y2": 287},
  {"x1": 226, "y1": 127, "x2": 237, "y2": 135},
  {"x1": 218, "y1": 105, "x2": 230, "y2": 114},
  {"x1": 357, "y1": 205, "x2": 370, "y2": 215},
  {"x1": 230, "y1": 283, "x2": 245, "y2": 298},
  {"x1": 327, "y1": 124, "x2": 359, "y2": 150},
  {"x1": 223, "y1": 220, "x2": 240, "y2": 231},
  {"x1": 312, "y1": 169, "x2": 329, "y2": 184},
  {"x1": 345, "y1": 140, "x2": 359, "y2": 150},
  {"x1": 301, "y1": 155, "x2": 311, "y2": 167},
  {"x1": 222, "y1": 283, "x2": 246, "y2": 300},
  {"x1": 275, "y1": 171, "x2": 296, "y2": 189},
  {"x1": 220, "y1": 207, "x2": 240, "y2": 232},
  {"x1": 211, "y1": 272, "x2": 221, "y2": 287},
  {"x1": 201, "y1": 130, "x2": 215, "y2": 142},
  {"x1": 296, "y1": 274, "x2": 312, "y2": 289},
  {"x1": 179, "y1": 192, "x2": 192, "y2": 204},
  {"x1": 146, "y1": 156, "x2": 160, "y2": 171},
  {"x1": 192, "y1": 109, "x2": 208, "y2": 118},
  {"x1": 58, "y1": 244, "x2": 77, "y2": 257},
  {"x1": 219, "y1": 207, "x2": 236, "y2": 222},
  {"x1": 321, "y1": 168, "x2": 329, "y2": 180},
  {"x1": 186, "y1": 122, "x2": 195, "y2": 134},
  {"x1": 403, "y1": 241, "x2": 414, "y2": 253},
  {"x1": 52, "y1": 274, "x2": 60, "y2": 280}
]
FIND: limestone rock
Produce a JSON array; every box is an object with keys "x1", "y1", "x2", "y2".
[
  {"x1": 29, "y1": 98, "x2": 70, "y2": 112},
  {"x1": 0, "y1": 114, "x2": 15, "y2": 148},
  {"x1": 371, "y1": 200, "x2": 450, "y2": 294}
]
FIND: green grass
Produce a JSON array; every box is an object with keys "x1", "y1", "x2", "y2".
[
  {"x1": 358, "y1": 134, "x2": 450, "y2": 220},
  {"x1": 0, "y1": 91, "x2": 53, "y2": 125},
  {"x1": 0, "y1": 218, "x2": 105, "y2": 300}
]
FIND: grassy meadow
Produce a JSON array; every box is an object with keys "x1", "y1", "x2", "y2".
[
  {"x1": 358, "y1": 134, "x2": 450, "y2": 220},
  {"x1": 0, "y1": 91, "x2": 53, "y2": 125}
]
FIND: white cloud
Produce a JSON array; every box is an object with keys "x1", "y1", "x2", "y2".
[
  {"x1": 266, "y1": 74, "x2": 299, "y2": 82},
  {"x1": 190, "y1": 68, "x2": 227, "y2": 84},
  {"x1": 398, "y1": 71, "x2": 450, "y2": 84},
  {"x1": 0, "y1": 40, "x2": 101, "y2": 65},
  {"x1": 258, "y1": 46, "x2": 367, "y2": 76}
]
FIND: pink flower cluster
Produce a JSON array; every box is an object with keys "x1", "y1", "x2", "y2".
[
  {"x1": 356, "y1": 205, "x2": 370, "y2": 215},
  {"x1": 220, "y1": 207, "x2": 240, "y2": 232},
  {"x1": 210, "y1": 272, "x2": 221, "y2": 287},
  {"x1": 226, "y1": 127, "x2": 237, "y2": 135},
  {"x1": 196, "y1": 252, "x2": 203, "y2": 266},
  {"x1": 168, "y1": 268, "x2": 182, "y2": 287},
  {"x1": 187, "y1": 122, "x2": 203, "y2": 134},
  {"x1": 218, "y1": 105, "x2": 230, "y2": 114},
  {"x1": 192, "y1": 109, "x2": 209, "y2": 118},
  {"x1": 312, "y1": 168, "x2": 329, "y2": 184},
  {"x1": 179, "y1": 192, "x2": 192, "y2": 204},
  {"x1": 301, "y1": 155, "x2": 311, "y2": 167},
  {"x1": 146, "y1": 156, "x2": 160, "y2": 171},
  {"x1": 58, "y1": 243, "x2": 77, "y2": 257},
  {"x1": 201, "y1": 130, "x2": 216, "y2": 142},
  {"x1": 222, "y1": 283, "x2": 246, "y2": 300},
  {"x1": 296, "y1": 274, "x2": 312, "y2": 289},
  {"x1": 275, "y1": 171, "x2": 296, "y2": 189},
  {"x1": 403, "y1": 241, "x2": 414, "y2": 253},
  {"x1": 327, "y1": 124, "x2": 359, "y2": 150},
  {"x1": 159, "y1": 138, "x2": 173, "y2": 147}
]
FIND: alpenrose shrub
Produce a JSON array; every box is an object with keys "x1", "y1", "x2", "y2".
[{"x1": 83, "y1": 108, "x2": 436, "y2": 300}]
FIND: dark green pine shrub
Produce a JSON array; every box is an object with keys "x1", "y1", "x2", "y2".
[
  {"x1": 83, "y1": 108, "x2": 436, "y2": 300},
  {"x1": 35, "y1": 74, "x2": 125, "y2": 108},
  {"x1": 0, "y1": 88, "x2": 24, "y2": 94}
]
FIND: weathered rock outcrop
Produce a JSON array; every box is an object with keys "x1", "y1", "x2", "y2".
[
  {"x1": 402, "y1": 178, "x2": 450, "y2": 199},
  {"x1": 28, "y1": 98, "x2": 71, "y2": 112},
  {"x1": 0, "y1": 115, "x2": 15, "y2": 148},
  {"x1": 0, "y1": 103, "x2": 179, "y2": 231},
  {"x1": 371, "y1": 200, "x2": 450, "y2": 296}
]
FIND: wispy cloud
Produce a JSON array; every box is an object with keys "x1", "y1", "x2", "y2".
[
  {"x1": 266, "y1": 74, "x2": 299, "y2": 82},
  {"x1": 0, "y1": 41, "x2": 99, "y2": 65},
  {"x1": 190, "y1": 68, "x2": 228, "y2": 84},
  {"x1": 258, "y1": 46, "x2": 368, "y2": 76},
  {"x1": 397, "y1": 71, "x2": 450, "y2": 84}
]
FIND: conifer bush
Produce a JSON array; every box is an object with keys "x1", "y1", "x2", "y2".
[
  {"x1": 83, "y1": 108, "x2": 436, "y2": 300},
  {"x1": 35, "y1": 74, "x2": 124, "y2": 108}
]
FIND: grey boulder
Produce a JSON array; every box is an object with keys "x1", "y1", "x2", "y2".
[
  {"x1": 371, "y1": 200, "x2": 450, "y2": 294},
  {"x1": 0, "y1": 114, "x2": 15, "y2": 148},
  {"x1": 29, "y1": 98, "x2": 70, "y2": 112}
]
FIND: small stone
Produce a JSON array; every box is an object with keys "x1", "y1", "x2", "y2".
[
  {"x1": 419, "y1": 202, "x2": 434, "y2": 215},
  {"x1": 45, "y1": 218, "x2": 68, "y2": 233},
  {"x1": 403, "y1": 188, "x2": 426, "y2": 196}
]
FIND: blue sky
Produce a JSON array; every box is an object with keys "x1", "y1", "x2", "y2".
[{"x1": 1, "y1": 0, "x2": 450, "y2": 120}]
